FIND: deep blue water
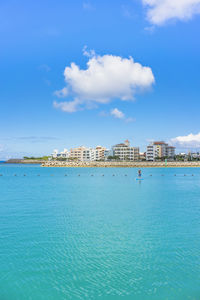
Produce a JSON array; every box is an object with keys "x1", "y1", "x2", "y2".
[{"x1": 0, "y1": 164, "x2": 200, "y2": 300}]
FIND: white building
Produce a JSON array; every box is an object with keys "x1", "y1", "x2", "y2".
[
  {"x1": 104, "y1": 149, "x2": 113, "y2": 159},
  {"x1": 112, "y1": 140, "x2": 139, "y2": 161},
  {"x1": 60, "y1": 148, "x2": 69, "y2": 158},
  {"x1": 189, "y1": 152, "x2": 200, "y2": 160},
  {"x1": 167, "y1": 146, "x2": 176, "y2": 158},
  {"x1": 146, "y1": 142, "x2": 175, "y2": 161},
  {"x1": 51, "y1": 148, "x2": 69, "y2": 159},
  {"x1": 52, "y1": 149, "x2": 59, "y2": 159},
  {"x1": 69, "y1": 145, "x2": 109, "y2": 161},
  {"x1": 95, "y1": 146, "x2": 108, "y2": 160}
]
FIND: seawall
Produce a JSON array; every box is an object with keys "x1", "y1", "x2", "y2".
[{"x1": 41, "y1": 161, "x2": 200, "y2": 168}]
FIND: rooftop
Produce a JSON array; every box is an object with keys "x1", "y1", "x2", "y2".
[{"x1": 154, "y1": 141, "x2": 167, "y2": 145}]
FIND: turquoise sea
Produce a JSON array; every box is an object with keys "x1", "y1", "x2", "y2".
[{"x1": 0, "y1": 164, "x2": 200, "y2": 300}]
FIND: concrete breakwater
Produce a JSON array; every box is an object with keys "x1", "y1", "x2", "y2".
[
  {"x1": 41, "y1": 161, "x2": 200, "y2": 168},
  {"x1": 5, "y1": 159, "x2": 47, "y2": 164}
]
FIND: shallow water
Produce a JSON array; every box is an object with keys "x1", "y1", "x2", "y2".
[{"x1": 0, "y1": 164, "x2": 200, "y2": 299}]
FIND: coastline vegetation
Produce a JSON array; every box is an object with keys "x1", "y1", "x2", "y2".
[{"x1": 23, "y1": 156, "x2": 50, "y2": 161}]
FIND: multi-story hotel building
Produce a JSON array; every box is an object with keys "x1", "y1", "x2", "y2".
[
  {"x1": 64, "y1": 146, "x2": 109, "y2": 161},
  {"x1": 52, "y1": 149, "x2": 69, "y2": 159},
  {"x1": 167, "y1": 146, "x2": 176, "y2": 158},
  {"x1": 112, "y1": 140, "x2": 140, "y2": 161},
  {"x1": 146, "y1": 141, "x2": 175, "y2": 161},
  {"x1": 69, "y1": 146, "x2": 93, "y2": 161},
  {"x1": 95, "y1": 146, "x2": 107, "y2": 160}
]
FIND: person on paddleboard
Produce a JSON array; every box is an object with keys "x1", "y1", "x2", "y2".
[{"x1": 138, "y1": 169, "x2": 142, "y2": 177}]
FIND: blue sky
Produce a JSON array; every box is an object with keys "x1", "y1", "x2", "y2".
[{"x1": 1, "y1": 0, "x2": 200, "y2": 159}]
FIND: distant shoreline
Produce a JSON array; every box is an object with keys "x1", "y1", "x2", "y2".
[{"x1": 5, "y1": 159, "x2": 45, "y2": 164}]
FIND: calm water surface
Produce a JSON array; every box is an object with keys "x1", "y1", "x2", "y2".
[{"x1": 0, "y1": 164, "x2": 200, "y2": 300}]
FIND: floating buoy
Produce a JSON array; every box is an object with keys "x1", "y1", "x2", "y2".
[
  {"x1": 65, "y1": 174, "x2": 67, "y2": 176},
  {"x1": 78, "y1": 174, "x2": 80, "y2": 176},
  {"x1": 91, "y1": 174, "x2": 94, "y2": 176},
  {"x1": 184, "y1": 174, "x2": 186, "y2": 176},
  {"x1": 192, "y1": 174, "x2": 194, "y2": 176},
  {"x1": 24, "y1": 174, "x2": 26, "y2": 176},
  {"x1": 14, "y1": 174, "x2": 17, "y2": 176},
  {"x1": 0, "y1": 174, "x2": 2, "y2": 176},
  {"x1": 125, "y1": 174, "x2": 127, "y2": 176},
  {"x1": 150, "y1": 174, "x2": 152, "y2": 176},
  {"x1": 174, "y1": 174, "x2": 176, "y2": 176},
  {"x1": 102, "y1": 174, "x2": 104, "y2": 176},
  {"x1": 112, "y1": 174, "x2": 115, "y2": 176}
]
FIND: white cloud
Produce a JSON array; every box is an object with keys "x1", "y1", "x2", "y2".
[
  {"x1": 170, "y1": 132, "x2": 200, "y2": 148},
  {"x1": 54, "y1": 51, "x2": 155, "y2": 113},
  {"x1": 82, "y1": 45, "x2": 96, "y2": 58},
  {"x1": 54, "y1": 87, "x2": 68, "y2": 98},
  {"x1": 99, "y1": 108, "x2": 135, "y2": 122},
  {"x1": 53, "y1": 99, "x2": 81, "y2": 113},
  {"x1": 110, "y1": 108, "x2": 135, "y2": 122},
  {"x1": 143, "y1": 0, "x2": 200, "y2": 25},
  {"x1": 111, "y1": 108, "x2": 125, "y2": 119}
]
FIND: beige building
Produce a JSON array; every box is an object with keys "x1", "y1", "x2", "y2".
[
  {"x1": 69, "y1": 145, "x2": 108, "y2": 161},
  {"x1": 146, "y1": 141, "x2": 175, "y2": 161},
  {"x1": 95, "y1": 146, "x2": 107, "y2": 160},
  {"x1": 69, "y1": 146, "x2": 91, "y2": 161},
  {"x1": 112, "y1": 140, "x2": 140, "y2": 161}
]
